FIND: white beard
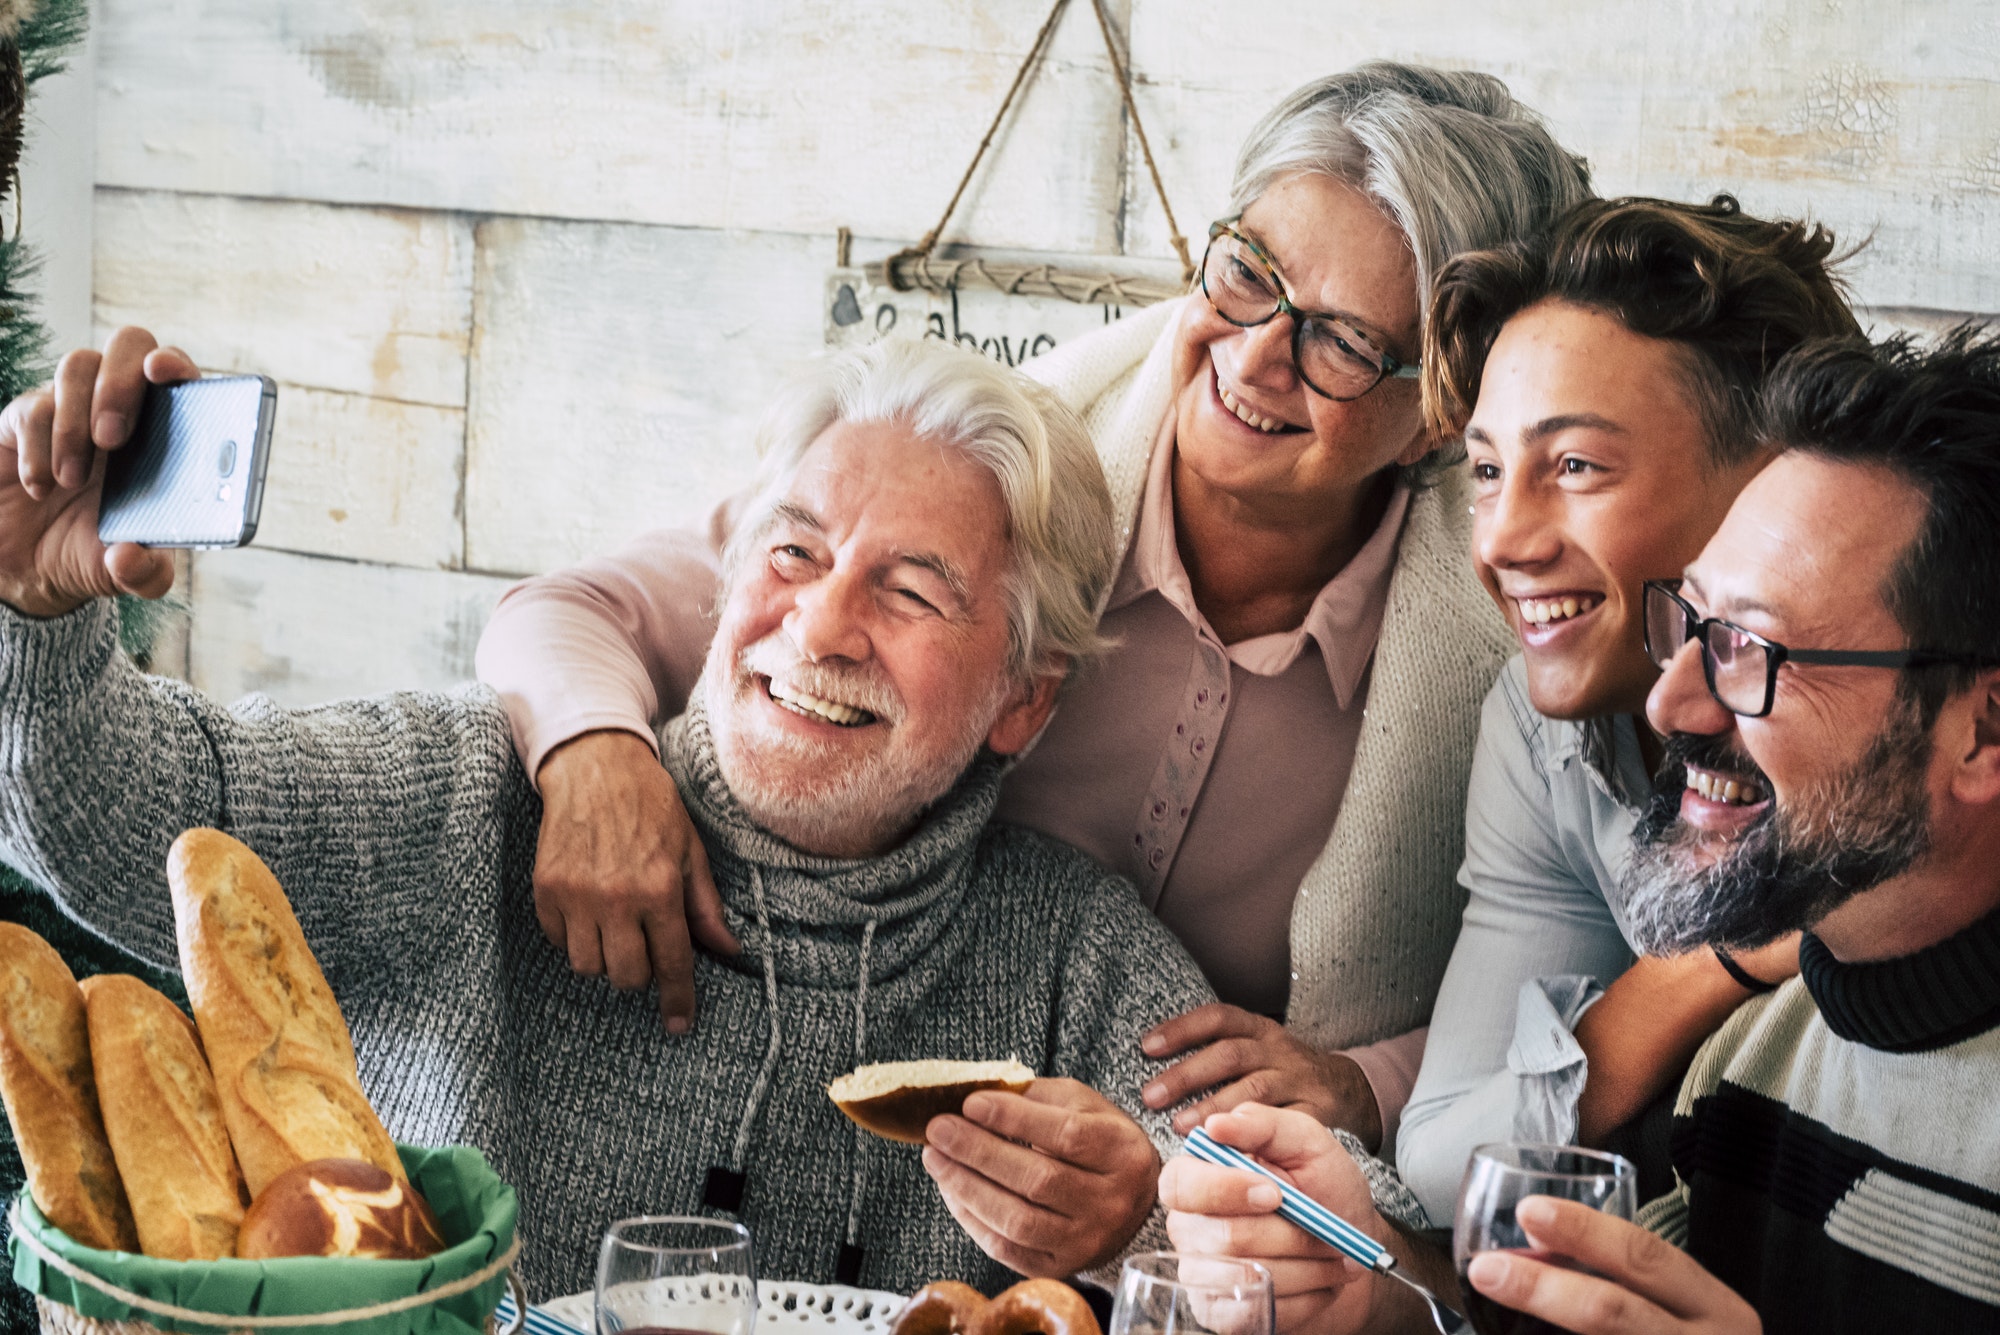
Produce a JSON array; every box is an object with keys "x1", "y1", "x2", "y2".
[{"x1": 702, "y1": 630, "x2": 1008, "y2": 858}]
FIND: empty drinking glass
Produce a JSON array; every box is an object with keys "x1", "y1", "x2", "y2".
[{"x1": 595, "y1": 1216, "x2": 757, "y2": 1335}]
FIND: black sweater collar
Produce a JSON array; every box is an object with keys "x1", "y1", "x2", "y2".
[{"x1": 1801, "y1": 900, "x2": 2000, "y2": 1053}]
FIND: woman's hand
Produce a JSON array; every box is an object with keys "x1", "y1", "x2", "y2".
[
  {"x1": 533, "y1": 729, "x2": 739, "y2": 1033},
  {"x1": 1142, "y1": 1004, "x2": 1382, "y2": 1148},
  {"x1": 1160, "y1": 1105, "x2": 1390, "y2": 1335},
  {"x1": 1463, "y1": 1196, "x2": 1760, "y2": 1334},
  {"x1": 0, "y1": 329, "x2": 190, "y2": 618}
]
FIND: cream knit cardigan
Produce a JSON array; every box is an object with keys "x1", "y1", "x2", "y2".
[{"x1": 1024, "y1": 297, "x2": 1515, "y2": 1049}]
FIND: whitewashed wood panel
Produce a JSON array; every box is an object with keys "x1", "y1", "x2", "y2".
[
  {"x1": 253, "y1": 385, "x2": 465, "y2": 571},
  {"x1": 94, "y1": 0, "x2": 1128, "y2": 256},
  {"x1": 1123, "y1": 0, "x2": 2000, "y2": 312},
  {"x1": 92, "y1": 190, "x2": 474, "y2": 407},
  {"x1": 463, "y1": 217, "x2": 828, "y2": 576},
  {"x1": 187, "y1": 548, "x2": 515, "y2": 707}
]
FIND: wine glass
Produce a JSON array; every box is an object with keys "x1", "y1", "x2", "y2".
[
  {"x1": 1451, "y1": 1143, "x2": 1637, "y2": 1335},
  {"x1": 595, "y1": 1216, "x2": 757, "y2": 1335},
  {"x1": 1111, "y1": 1252, "x2": 1274, "y2": 1335}
]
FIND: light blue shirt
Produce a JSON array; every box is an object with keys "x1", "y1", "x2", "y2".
[{"x1": 1396, "y1": 655, "x2": 1656, "y2": 1224}]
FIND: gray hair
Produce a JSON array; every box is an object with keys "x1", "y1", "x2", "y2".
[
  {"x1": 1229, "y1": 62, "x2": 1594, "y2": 331},
  {"x1": 730, "y1": 339, "x2": 1118, "y2": 680}
]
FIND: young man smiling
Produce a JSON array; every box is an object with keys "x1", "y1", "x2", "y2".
[
  {"x1": 1394, "y1": 197, "x2": 1862, "y2": 1220},
  {"x1": 1158, "y1": 328, "x2": 2000, "y2": 1335}
]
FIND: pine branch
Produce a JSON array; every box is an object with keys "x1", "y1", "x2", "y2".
[{"x1": 18, "y1": 0, "x2": 89, "y2": 84}]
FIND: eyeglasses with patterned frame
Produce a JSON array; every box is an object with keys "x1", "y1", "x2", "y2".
[
  {"x1": 1198, "y1": 218, "x2": 1420, "y2": 402},
  {"x1": 1641, "y1": 579, "x2": 1989, "y2": 718}
]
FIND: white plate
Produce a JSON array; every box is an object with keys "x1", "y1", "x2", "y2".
[{"x1": 537, "y1": 1279, "x2": 909, "y2": 1335}]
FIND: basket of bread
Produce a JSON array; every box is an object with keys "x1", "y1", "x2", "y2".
[{"x1": 0, "y1": 829, "x2": 521, "y2": 1335}]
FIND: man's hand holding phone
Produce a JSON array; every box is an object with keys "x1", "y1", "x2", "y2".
[{"x1": 0, "y1": 328, "x2": 196, "y2": 618}]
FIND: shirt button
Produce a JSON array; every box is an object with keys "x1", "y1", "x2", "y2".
[
  {"x1": 1148, "y1": 847, "x2": 1165, "y2": 868},
  {"x1": 1133, "y1": 833, "x2": 1143, "y2": 847},
  {"x1": 1192, "y1": 737, "x2": 1206, "y2": 756},
  {"x1": 1219, "y1": 692, "x2": 1228, "y2": 706},
  {"x1": 1179, "y1": 807, "x2": 1189, "y2": 819},
  {"x1": 1195, "y1": 689, "x2": 1209, "y2": 707},
  {"x1": 1151, "y1": 800, "x2": 1167, "y2": 819},
  {"x1": 1175, "y1": 723, "x2": 1185, "y2": 736}
]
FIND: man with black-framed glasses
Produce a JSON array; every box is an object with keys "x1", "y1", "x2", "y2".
[
  {"x1": 1641, "y1": 579, "x2": 1987, "y2": 719},
  {"x1": 1157, "y1": 328, "x2": 2000, "y2": 1335}
]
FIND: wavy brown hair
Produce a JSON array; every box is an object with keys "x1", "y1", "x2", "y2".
[{"x1": 1422, "y1": 195, "x2": 1860, "y2": 461}]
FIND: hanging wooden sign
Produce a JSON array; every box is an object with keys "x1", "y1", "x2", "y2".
[
  {"x1": 822, "y1": 255, "x2": 1180, "y2": 364},
  {"x1": 824, "y1": 0, "x2": 1191, "y2": 367}
]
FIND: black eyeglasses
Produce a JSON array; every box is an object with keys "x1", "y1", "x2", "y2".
[
  {"x1": 1641, "y1": 580, "x2": 1987, "y2": 718},
  {"x1": 1199, "y1": 219, "x2": 1419, "y2": 402}
]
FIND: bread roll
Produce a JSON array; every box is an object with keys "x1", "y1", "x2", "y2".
[
  {"x1": 236, "y1": 1158, "x2": 445, "y2": 1260},
  {"x1": 167, "y1": 828, "x2": 403, "y2": 1196},
  {"x1": 828, "y1": 1058, "x2": 1036, "y2": 1144},
  {"x1": 80, "y1": 974, "x2": 249, "y2": 1259},
  {"x1": 0, "y1": 924, "x2": 139, "y2": 1252}
]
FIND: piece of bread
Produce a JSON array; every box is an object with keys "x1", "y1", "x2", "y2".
[
  {"x1": 827, "y1": 1058, "x2": 1036, "y2": 1144},
  {"x1": 80, "y1": 974, "x2": 249, "y2": 1260},
  {"x1": 167, "y1": 828, "x2": 404, "y2": 1196},
  {"x1": 235, "y1": 1158, "x2": 446, "y2": 1260},
  {"x1": 0, "y1": 924, "x2": 139, "y2": 1252}
]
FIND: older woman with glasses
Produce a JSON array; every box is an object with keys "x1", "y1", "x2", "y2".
[{"x1": 474, "y1": 63, "x2": 1591, "y2": 1164}]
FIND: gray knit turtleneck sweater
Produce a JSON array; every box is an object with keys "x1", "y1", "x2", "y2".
[{"x1": 0, "y1": 601, "x2": 1214, "y2": 1300}]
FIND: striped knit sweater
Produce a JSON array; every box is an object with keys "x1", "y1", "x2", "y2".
[
  {"x1": 1640, "y1": 907, "x2": 2000, "y2": 1333},
  {"x1": 0, "y1": 600, "x2": 1215, "y2": 1300}
]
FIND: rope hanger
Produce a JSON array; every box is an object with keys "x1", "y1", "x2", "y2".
[{"x1": 875, "y1": 0, "x2": 1192, "y2": 308}]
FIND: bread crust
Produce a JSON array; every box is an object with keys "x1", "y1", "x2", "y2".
[
  {"x1": 235, "y1": 1158, "x2": 446, "y2": 1260},
  {"x1": 80, "y1": 974, "x2": 249, "y2": 1260},
  {"x1": 167, "y1": 828, "x2": 404, "y2": 1196},
  {"x1": 829, "y1": 1060, "x2": 1036, "y2": 1145},
  {"x1": 0, "y1": 924, "x2": 139, "y2": 1252}
]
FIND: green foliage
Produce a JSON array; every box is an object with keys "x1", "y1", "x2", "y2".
[
  {"x1": 18, "y1": 0, "x2": 90, "y2": 85},
  {"x1": 4, "y1": 7, "x2": 100, "y2": 1320},
  {"x1": 0, "y1": 235, "x2": 50, "y2": 403}
]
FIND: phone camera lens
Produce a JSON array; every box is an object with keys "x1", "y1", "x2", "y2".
[{"x1": 217, "y1": 440, "x2": 238, "y2": 476}]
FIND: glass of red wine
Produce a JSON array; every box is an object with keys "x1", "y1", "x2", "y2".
[
  {"x1": 595, "y1": 1216, "x2": 757, "y2": 1335},
  {"x1": 1451, "y1": 1143, "x2": 1636, "y2": 1335}
]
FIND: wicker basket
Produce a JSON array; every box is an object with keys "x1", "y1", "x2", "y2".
[{"x1": 9, "y1": 1144, "x2": 520, "y2": 1335}]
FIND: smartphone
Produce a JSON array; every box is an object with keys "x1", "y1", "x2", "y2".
[{"x1": 98, "y1": 375, "x2": 277, "y2": 548}]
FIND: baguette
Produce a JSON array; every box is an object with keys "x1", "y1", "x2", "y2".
[
  {"x1": 0, "y1": 924, "x2": 139, "y2": 1252},
  {"x1": 167, "y1": 828, "x2": 404, "y2": 1196},
  {"x1": 80, "y1": 974, "x2": 249, "y2": 1259}
]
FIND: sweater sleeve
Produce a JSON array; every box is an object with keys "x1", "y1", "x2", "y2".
[
  {"x1": 1049, "y1": 865, "x2": 1218, "y2": 1279},
  {"x1": 0, "y1": 598, "x2": 529, "y2": 988},
  {"x1": 474, "y1": 512, "x2": 731, "y2": 784}
]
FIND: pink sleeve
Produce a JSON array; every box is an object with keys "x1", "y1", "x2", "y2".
[
  {"x1": 1339, "y1": 1026, "x2": 1429, "y2": 1157},
  {"x1": 475, "y1": 504, "x2": 737, "y2": 785}
]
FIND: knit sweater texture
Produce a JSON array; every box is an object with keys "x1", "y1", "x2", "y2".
[
  {"x1": 1022, "y1": 299, "x2": 1517, "y2": 1049},
  {"x1": 1639, "y1": 908, "x2": 2000, "y2": 1333},
  {"x1": 0, "y1": 600, "x2": 1214, "y2": 1301}
]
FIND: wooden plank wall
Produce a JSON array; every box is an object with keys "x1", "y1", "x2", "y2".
[{"x1": 89, "y1": 0, "x2": 2000, "y2": 705}]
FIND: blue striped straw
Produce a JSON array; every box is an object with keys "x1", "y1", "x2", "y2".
[
  {"x1": 1184, "y1": 1128, "x2": 1464, "y2": 1334},
  {"x1": 1185, "y1": 1126, "x2": 1393, "y2": 1273}
]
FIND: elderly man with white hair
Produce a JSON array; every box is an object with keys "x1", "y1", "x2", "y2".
[{"x1": 0, "y1": 332, "x2": 1216, "y2": 1300}]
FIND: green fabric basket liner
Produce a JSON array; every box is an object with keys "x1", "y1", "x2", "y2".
[{"x1": 9, "y1": 1143, "x2": 518, "y2": 1335}]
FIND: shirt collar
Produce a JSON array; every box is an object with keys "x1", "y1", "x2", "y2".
[
  {"x1": 1109, "y1": 407, "x2": 1409, "y2": 708},
  {"x1": 1543, "y1": 711, "x2": 1656, "y2": 812}
]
